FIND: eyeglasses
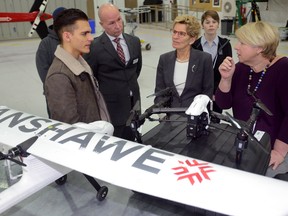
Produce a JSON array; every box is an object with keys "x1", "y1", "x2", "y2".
[{"x1": 171, "y1": 30, "x2": 188, "y2": 38}]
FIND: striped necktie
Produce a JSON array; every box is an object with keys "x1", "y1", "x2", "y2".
[{"x1": 113, "y1": 37, "x2": 126, "y2": 64}]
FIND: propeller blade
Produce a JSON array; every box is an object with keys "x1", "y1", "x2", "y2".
[
  {"x1": 0, "y1": 152, "x2": 26, "y2": 166},
  {"x1": 147, "y1": 87, "x2": 170, "y2": 98},
  {"x1": 147, "y1": 82, "x2": 185, "y2": 98},
  {"x1": 28, "y1": 0, "x2": 49, "y2": 37},
  {"x1": 225, "y1": 112, "x2": 241, "y2": 129},
  {"x1": 18, "y1": 136, "x2": 39, "y2": 152},
  {"x1": 225, "y1": 112, "x2": 270, "y2": 155},
  {"x1": 255, "y1": 100, "x2": 273, "y2": 116},
  {"x1": 126, "y1": 100, "x2": 141, "y2": 126},
  {"x1": 210, "y1": 111, "x2": 231, "y2": 123},
  {"x1": 29, "y1": 0, "x2": 44, "y2": 12},
  {"x1": 7, "y1": 157, "x2": 27, "y2": 167},
  {"x1": 38, "y1": 0, "x2": 49, "y2": 13},
  {"x1": 35, "y1": 21, "x2": 49, "y2": 39},
  {"x1": 242, "y1": 130, "x2": 270, "y2": 155},
  {"x1": 247, "y1": 90, "x2": 273, "y2": 116},
  {"x1": 28, "y1": 15, "x2": 41, "y2": 37}
]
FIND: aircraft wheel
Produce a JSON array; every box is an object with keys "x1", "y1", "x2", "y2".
[
  {"x1": 96, "y1": 186, "x2": 108, "y2": 201},
  {"x1": 145, "y1": 43, "x2": 151, "y2": 50},
  {"x1": 55, "y1": 174, "x2": 67, "y2": 185}
]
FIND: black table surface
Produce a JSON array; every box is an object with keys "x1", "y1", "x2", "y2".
[{"x1": 142, "y1": 114, "x2": 271, "y2": 175}]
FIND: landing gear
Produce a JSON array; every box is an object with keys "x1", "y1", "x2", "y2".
[
  {"x1": 55, "y1": 174, "x2": 67, "y2": 185},
  {"x1": 140, "y1": 39, "x2": 151, "y2": 51},
  {"x1": 145, "y1": 43, "x2": 151, "y2": 50},
  {"x1": 55, "y1": 174, "x2": 108, "y2": 201},
  {"x1": 84, "y1": 174, "x2": 108, "y2": 201},
  {"x1": 96, "y1": 186, "x2": 108, "y2": 201}
]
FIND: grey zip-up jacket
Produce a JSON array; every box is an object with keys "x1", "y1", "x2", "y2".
[{"x1": 36, "y1": 27, "x2": 59, "y2": 84}]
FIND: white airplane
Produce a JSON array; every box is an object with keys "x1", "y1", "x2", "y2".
[{"x1": 0, "y1": 104, "x2": 288, "y2": 216}]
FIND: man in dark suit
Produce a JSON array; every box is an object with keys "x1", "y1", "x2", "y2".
[{"x1": 85, "y1": 3, "x2": 142, "y2": 141}]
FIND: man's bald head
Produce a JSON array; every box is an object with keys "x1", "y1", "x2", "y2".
[
  {"x1": 98, "y1": 3, "x2": 123, "y2": 37},
  {"x1": 98, "y1": 3, "x2": 119, "y2": 22}
]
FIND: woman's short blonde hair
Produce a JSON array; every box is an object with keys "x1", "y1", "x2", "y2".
[
  {"x1": 173, "y1": 15, "x2": 201, "y2": 38},
  {"x1": 235, "y1": 21, "x2": 279, "y2": 60}
]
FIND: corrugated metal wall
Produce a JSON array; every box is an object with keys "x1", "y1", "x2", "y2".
[{"x1": 0, "y1": 0, "x2": 87, "y2": 41}]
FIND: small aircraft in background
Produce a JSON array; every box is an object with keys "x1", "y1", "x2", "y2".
[
  {"x1": 0, "y1": 11, "x2": 51, "y2": 23},
  {"x1": 120, "y1": 6, "x2": 152, "y2": 50},
  {"x1": 0, "y1": 0, "x2": 51, "y2": 38},
  {"x1": 1, "y1": 105, "x2": 288, "y2": 215}
]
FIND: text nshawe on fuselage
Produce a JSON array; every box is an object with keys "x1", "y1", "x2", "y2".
[{"x1": 0, "y1": 107, "x2": 175, "y2": 174}]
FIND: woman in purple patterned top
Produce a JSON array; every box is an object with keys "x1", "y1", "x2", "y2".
[{"x1": 215, "y1": 21, "x2": 288, "y2": 177}]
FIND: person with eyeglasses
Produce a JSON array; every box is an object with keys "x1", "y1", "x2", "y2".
[
  {"x1": 192, "y1": 10, "x2": 232, "y2": 123},
  {"x1": 215, "y1": 21, "x2": 288, "y2": 180},
  {"x1": 154, "y1": 15, "x2": 214, "y2": 110}
]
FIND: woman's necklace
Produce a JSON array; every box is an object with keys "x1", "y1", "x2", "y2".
[
  {"x1": 176, "y1": 58, "x2": 189, "y2": 63},
  {"x1": 176, "y1": 51, "x2": 190, "y2": 63},
  {"x1": 247, "y1": 65, "x2": 269, "y2": 95}
]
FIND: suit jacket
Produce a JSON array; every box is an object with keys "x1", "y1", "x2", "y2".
[
  {"x1": 85, "y1": 32, "x2": 142, "y2": 126},
  {"x1": 192, "y1": 36, "x2": 232, "y2": 92},
  {"x1": 154, "y1": 48, "x2": 214, "y2": 108}
]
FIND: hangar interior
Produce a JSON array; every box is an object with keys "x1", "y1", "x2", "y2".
[{"x1": 0, "y1": 0, "x2": 288, "y2": 215}]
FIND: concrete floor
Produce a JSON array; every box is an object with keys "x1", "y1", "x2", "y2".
[{"x1": 0, "y1": 24, "x2": 288, "y2": 216}]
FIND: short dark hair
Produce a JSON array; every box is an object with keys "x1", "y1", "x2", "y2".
[
  {"x1": 201, "y1": 10, "x2": 220, "y2": 24},
  {"x1": 54, "y1": 8, "x2": 89, "y2": 43}
]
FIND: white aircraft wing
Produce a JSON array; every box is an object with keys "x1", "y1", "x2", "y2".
[{"x1": 1, "y1": 106, "x2": 288, "y2": 215}]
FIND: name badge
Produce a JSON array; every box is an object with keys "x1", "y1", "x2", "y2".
[{"x1": 133, "y1": 58, "x2": 139, "y2": 64}]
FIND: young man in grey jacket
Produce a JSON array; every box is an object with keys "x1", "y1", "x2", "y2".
[{"x1": 45, "y1": 8, "x2": 110, "y2": 124}]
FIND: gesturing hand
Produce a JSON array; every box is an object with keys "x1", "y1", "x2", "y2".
[{"x1": 219, "y1": 56, "x2": 235, "y2": 80}]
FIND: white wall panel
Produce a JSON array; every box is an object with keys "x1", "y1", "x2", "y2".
[
  {"x1": 14, "y1": 0, "x2": 32, "y2": 39},
  {"x1": 257, "y1": 0, "x2": 287, "y2": 26}
]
